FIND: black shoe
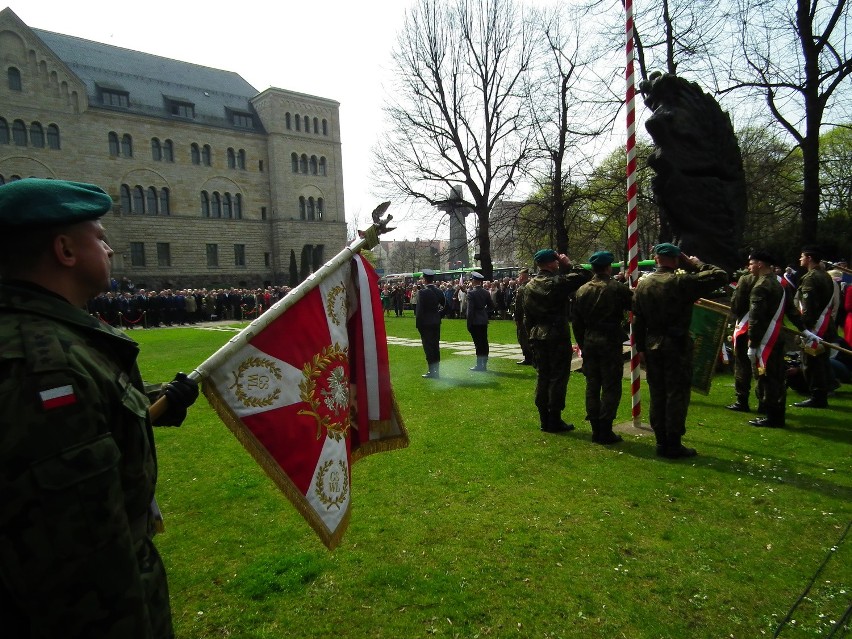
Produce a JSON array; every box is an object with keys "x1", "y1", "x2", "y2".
[
  {"x1": 792, "y1": 398, "x2": 828, "y2": 408},
  {"x1": 659, "y1": 445, "x2": 697, "y2": 459},
  {"x1": 725, "y1": 402, "x2": 750, "y2": 413},
  {"x1": 596, "y1": 432, "x2": 623, "y2": 445},
  {"x1": 749, "y1": 417, "x2": 784, "y2": 428},
  {"x1": 422, "y1": 371, "x2": 437, "y2": 378},
  {"x1": 542, "y1": 421, "x2": 574, "y2": 434}
]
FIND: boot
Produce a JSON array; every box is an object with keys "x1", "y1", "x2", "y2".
[
  {"x1": 725, "y1": 395, "x2": 750, "y2": 412},
  {"x1": 659, "y1": 434, "x2": 697, "y2": 459},
  {"x1": 590, "y1": 418, "x2": 601, "y2": 443},
  {"x1": 793, "y1": 395, "x2": 828, "y2": 408},
  {"x1": 422, "y1": 362, "x2": 440, "y2": 379},
  {"x1": 538, "y1": 408, "x2": 549, "y2": 431},
  {"x1": 596, "y1": 420, "x2": 623, "y2": 445},
  {"x1": 470, "y1": 356, "x2": 487, "y2": 371},
  {"x1": 749, "y1": 406, "x2": 785, "y2": 428},
  {"x1": 542, "y1": 413, "x2": 574, "y2": 433}
]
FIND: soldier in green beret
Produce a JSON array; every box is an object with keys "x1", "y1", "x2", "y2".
[
  {"x1": 523, "y1": 249, "x2": 592, "y2": 432},
  {"x1": 572, "y1": 251, "x2": 633, "y2": 444},
  {"x1": 0, "y1": 178, "x2": 199, "y2": 638},
  {"x1": 512, "y1": 267, "x2": 533, "y2": 365},
  {"x1": 632, "y1": 243, "x2": 728, "y2": 458}
]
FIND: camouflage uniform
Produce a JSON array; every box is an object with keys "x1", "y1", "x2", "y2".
[
  {"x1": 512, "y1": 283, "x2": 532, "y2": 364},
  {"x1": 747, "y1": 274, "x2": 788, "y2": 424},
  {"x1": 632, "y1": 261, "x2": 728, "y2": 450},
  {"x1": 0, "y1": 282, "x2": 173, "y2": 639},
  {"x1": 728, "y1": 272, "x2": 756, "y2": 409},
  {"x1": 796, "y1": 267, "x2": 837, "y2": 403},
  {"x1": 523, "y1": 266, "x2": 592, "y2": 429},
  {"x1": 572, "y1": 274, "x2": 633, "y2": 438}
]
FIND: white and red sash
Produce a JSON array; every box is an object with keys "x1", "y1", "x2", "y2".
[{"x1": 754, "y1": 276, "x2": 787, "y2": 372}]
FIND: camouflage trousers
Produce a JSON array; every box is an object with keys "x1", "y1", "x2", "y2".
[
  {"x1": 581, "y1": 338, "x2": 624, "y2": 423},
  {"x1": 753, "y1": 346, "x2": 786, "y2": 416},
  {"x1": 643, "y1": 337, "x2": 694, "y2": 443},
  {"x1": 530, "y1": 339, "x2": 572, "y2": 414},
  {"x1": 732, "y1": 334, "x2": 755, "y2": 402}
]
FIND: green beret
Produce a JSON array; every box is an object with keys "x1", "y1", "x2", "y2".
[
  {"x1": 589, "y1": 251, "x2": 615, "y2": 267},
  {"x1": 0, "y1": 178, "x2": 113, "y2": 228},
  {"x1": 533, "y1": 249, "x2": 558, "y2": 264},
  {"x1": 653, "y1": 242, "x2": 681, "y2": 257},
  {"x1": 748, "y1": 249, "x2": 775, "y2": 265}
]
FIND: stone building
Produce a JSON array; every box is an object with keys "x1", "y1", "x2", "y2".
[{"x1": 0, "y1": 8, "x2": 347, "y2": 290}]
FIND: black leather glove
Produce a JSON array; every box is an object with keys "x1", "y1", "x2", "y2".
[{"x1": 154, "y1": 372, "x2": 199, "y2": 427}]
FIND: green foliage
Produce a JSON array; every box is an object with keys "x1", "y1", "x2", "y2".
[{"x1": 137, "y1": 320, "x2": 851, "y2": 638}]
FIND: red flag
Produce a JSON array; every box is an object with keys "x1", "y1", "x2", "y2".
[{"x1": 201, "y1": 255, "x2": 407, "y2": 549}]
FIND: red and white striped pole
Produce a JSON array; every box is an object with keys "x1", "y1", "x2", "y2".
[{"x1": 625, "y1": 0, "x2": 642, "y2": 427}]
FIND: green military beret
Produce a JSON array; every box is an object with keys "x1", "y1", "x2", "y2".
[
  {"x1": 589, "y1": 251, "x2": 615, "y2": 266},
  {"x1": 533, "y1": 249, "x2": 558, "y2": 264},
  {"x1": 653, "y1": 242, "x2": 681, "y2": 257},
  {"x1": 0, "y1": 178, "x2": 113, "y2": 228},
  {"x1": 749, "y1": 249, "x2": 775, "y2": 265}
]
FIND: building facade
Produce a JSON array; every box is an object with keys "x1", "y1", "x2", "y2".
[{"x1": 0, "y1": 8, "x2": 347, "y2": 290}]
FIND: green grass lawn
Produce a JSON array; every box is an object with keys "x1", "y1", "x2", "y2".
[{"x1": 134, "y1": 316, "x2": 851, "y2": 639}]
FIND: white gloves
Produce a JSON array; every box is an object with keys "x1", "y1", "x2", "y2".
[
  {"x1": 802, "y1": 329, "x2": 821, "y2": 342},
  {"x1": 747, "y1": 347, "x2": 758, "y2": 364}
]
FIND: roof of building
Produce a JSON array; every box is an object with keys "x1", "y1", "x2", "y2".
[{"x1": 34, "y1": 28, "x2": 264, "y2": 131}]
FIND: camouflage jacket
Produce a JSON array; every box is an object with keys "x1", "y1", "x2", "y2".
[
  {"x1": 730, "y1": 272, "x2": 755, "y2": 320},
  {"x1": 632, "y1": 262, "x2": 728, "y2": 351},
  {"x1": 522, "y1": 266, "x2": 592, "y2": 341},
  {"x1": 797, "y1": 267, "x2": 837, "y2": 336},
  {"x1": 572, "y1": 274, "x2": 633, "y2": 349},
  {"x1": 0, "y1": 282, "x2": 168, "y2": 638}
]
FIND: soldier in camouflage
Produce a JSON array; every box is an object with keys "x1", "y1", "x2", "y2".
[
  {"x1": 726, "y1": 269, "x2": 756, "y2": 412},
  {"x1": 523, "y1": 249, "x2": 592, "y2": 433},
  {"x1": 0, "y1": 178, "x2": 198, "y2": 639},
  {"x1": 632, "y1": 243, "x2": 728, "y2": 458},
  {"x1": 512, "y1": 268, "x2": 533, "y2": 365},
  {"x1": 572, "y1": 251, "x2": 633, "y2": 444}
]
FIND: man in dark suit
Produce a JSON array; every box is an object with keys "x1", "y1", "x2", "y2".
[{"x1": 415, "y1": 269, "x2": 445, "y2": 378}]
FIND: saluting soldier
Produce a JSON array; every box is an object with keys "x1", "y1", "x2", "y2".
[
  {"x1": 572, "y1": 251, "x2": 633, "y2": 444},
  {"x1": 0, "y1": 178, "x2": 199, "y2": 639},
  {"x1": 523, "y1": 249, "x2": 592, "y2": 433},
  {"x1": 726, "y1": 268, "x2": 757, "y2": 412},
  {"x1": 632, "y1": 243, "x2": 728, "y2": 458},
  {"x1": 415, "y1": 269, "x2": 445, "y2": 378}
]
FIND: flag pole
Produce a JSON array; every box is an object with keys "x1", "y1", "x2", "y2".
[{"x1": 148, "y1": 203, "x2": 393, "y2": 421}]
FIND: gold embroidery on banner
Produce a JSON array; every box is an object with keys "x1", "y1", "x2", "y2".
[
  {"x1": 314, "y1": 459, "x2": 349, "y2": 510},
  {"x1": 326, "y1": 283, "x2": 347, "y2": 327},
  {"x1": 298, "y1": 343, "x2": 351, "y2": 441},
  {"x1": 230, "y1": 356, "x2": 283, "y2": 408}
]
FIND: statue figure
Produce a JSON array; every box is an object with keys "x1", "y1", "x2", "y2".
[{"x1": 639, "y1": 71, "x2": 747, "y2": 275}]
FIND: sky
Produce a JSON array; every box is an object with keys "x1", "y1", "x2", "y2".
[{"x1": 10, "y1": 0, "x2": 435, "y2": 239}]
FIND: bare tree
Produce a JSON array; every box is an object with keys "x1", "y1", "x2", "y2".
[
  {"x1": 721, "y1": 0, "x2": 852, "y2": 245},
  {"x1": 373, "y1": 0, "x2": 535, "y2": 279}
]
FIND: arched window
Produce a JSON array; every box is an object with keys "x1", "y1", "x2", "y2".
[
  {"x1": 46, "y1": 124, "x2": 60, "y2": 149},
  {"x1": 201, "y1": 191, "x2": 210, "y2": 217},
  {"x1": 151, "y1": 138, "x2": 162, "y2": 161},
  {"x1": 234, "y1": 193, "x2": 243, "y2": 219},
  {"x1": 299, "y1": 196, "x2": 306, "y2": 220},
  {"x1": 227, "y1": 148, "x2": 236, "y2": 168},
  {"x1": 303, "y1": 115, "x2": 309, "y2": 132},
  {"x1": 286, "y1": 112, "x2": 292, "y2": 130},
  {"x1": 191, "y1": 143, "x2": 200, "y2": 165},
  {"x1": 319, "y1": 157, "x2": 327, "y2": 176},
  {"x1": 307, "y1": 197, "x2": 316, "y2": 221},
  {"x1": 108, "y1": 132, "x2": 120, "y2": 156},
  {"x1": 237, "y1": 149, "x2": 246, "y2": 169},
  {"x1": 317, "y1": 198, "x2": 324, "y2": 220},
  {"x1": 12, "y1": 120, "x2": 27, "y2": 146},
  {"x1": 163, "y1": 139, "x2": 174, "y2": 162},
  {"x1": 146, "y1": 187, "x2": 158, "y2": 214},
  {"x1": 159, "y1": 188, "x2": 170, "y2": 215},
  {"x1": 211, "y1": 192, "x2": 221, "y2": 218},
  {"x1": 202, "y1": 144, "x2": 211, "y2": 166},
  {"x1": 0, "y1": 118, "x2": 9, "y2": 145},
  {"x1": 30, "y1": 122, "x2": 44, "y2": 148},
  {"x1": 295, "y1": 114, "x2": 301, "y2": 131},
  {"x1": 132, "y1": 186, "x2": 145, "y2": 214},
  {"x1": 310, "y1": 155, "x2": 318, "y2": 175},
  {"x1": 291, "y1": 153, "x2": 299, "y2": 173},
  {"x1": 223, "y1": 193, "x2": 232, "y2": 219},
  {"x1": 120, "y1": 185, "x2": 132, "y2": 212},
  {"x1": 322, "y1": 119, "x2": 328, "y2": 136},
  {"x1": 313, "y1": 117, "x2": 319, "y2": 134},
  {"x1": 121, "y1": 134, "x2": 133, "y2": 157},
  {"x1": 300, "y1": 154, "x2": 308, "y2": 174},
  {"x1": 7, "y1": 67, "x2": 21, "y2": 91}
]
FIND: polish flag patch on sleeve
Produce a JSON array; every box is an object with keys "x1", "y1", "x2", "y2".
[{"x1": 39, "y1": 385, "x2": 77, "y2": 410}]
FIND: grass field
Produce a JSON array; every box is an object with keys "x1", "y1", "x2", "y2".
[{"x1": 133, "y1": 316, "x2": 851, "y2": 639}]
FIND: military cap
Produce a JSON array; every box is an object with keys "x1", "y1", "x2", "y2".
[
  {"x1": 533, "y1": 249, "x2": 558, "y2": 264},
  {"x1": 518, "y1": 267, "x2": 529, "y2": 275},
  {"x1": 653, "y1": 242, "x2": 681, "y2": 257},
  {"x1": 801, "y1": 245, "x2": 822, "y2": 262},
  {"x1": 0, "y1": 178, "x2": 113, "y2": 229},
  {"x1": 470, "y1": 271, "x2": 485, "y2": 281},
  {"x1": 589, "y1": 251, "x2": 615, "y2": 267},
  {"x1": 748, "y1": 249, "x2": 775, "y2": 265}
]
